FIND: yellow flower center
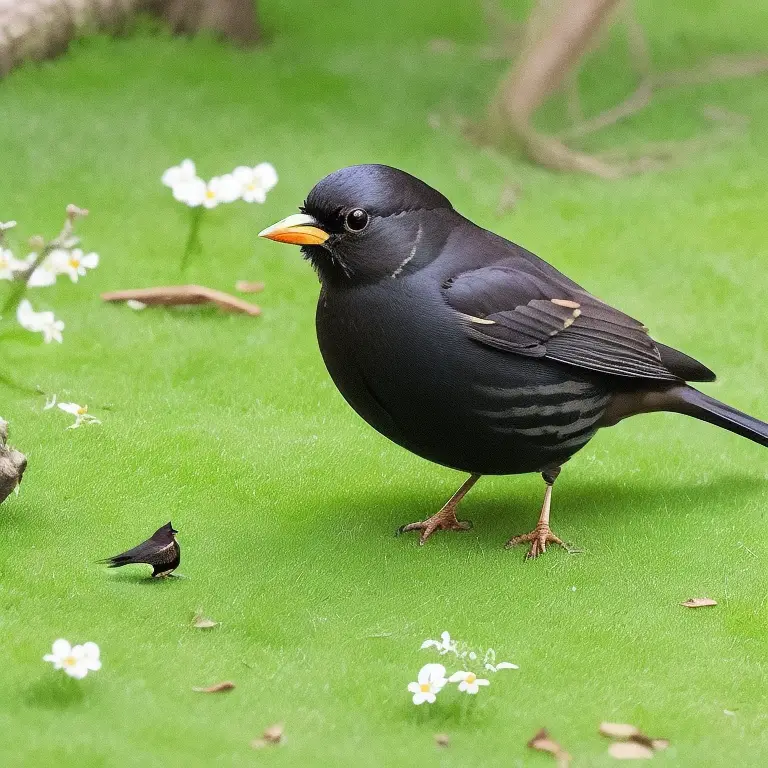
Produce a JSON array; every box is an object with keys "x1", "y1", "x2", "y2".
[
  {"x1": 69, "y1": 257, "x2": 80, "y2": 269},
  {"x1": 465, "y1": 673, "x2": 476, "y2": 684},
  {"x1": 63, "y1": 655, "x2": 77, "y2": 667},
  {"x1": 77, "y1": 406, "x2": 87, "y2": 415},
  {"x1": 205, "y1": 189, "x2": 216, "y2": 199},
  {"x1": 419, "y1": 683, "x2": 431, "y2": 693}
]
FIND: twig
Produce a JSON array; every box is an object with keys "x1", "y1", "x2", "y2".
[{"x1": 101, "y1": 285, "x2": 261, "y2": 316}]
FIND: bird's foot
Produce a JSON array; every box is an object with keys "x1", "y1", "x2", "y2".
[
  {"x1": 397, "y1": 507, "x2": 472, "y2": 545},
  {"x1": 504, "y1": 524, "x2": 571, "y2": 559}
]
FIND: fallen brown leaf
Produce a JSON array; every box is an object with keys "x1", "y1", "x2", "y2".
[
  {"x1": 192, "y1": 681, "x2": 235, "y2": 693},
  {"x1": 235, "y1": 280, "x2": 265, "y2": 294},
  {"x1": 609, "y1": 741, "x2": 654, "y2": 760},
  {"x1": 434, "y1": 733, "x2": 450, "y2": 748},
  {"x1": 251, "y1": 723, "x2": 284, "y2": 748},
  {"x1": 528, "y1": 728, "x2": 571, "y2": 766},
  {"x1": 600, "y1": 722, "x2": 641, "y2": 740},
  {"x1": 681, "y1": 597, "x2": 717, "y2": 608}
]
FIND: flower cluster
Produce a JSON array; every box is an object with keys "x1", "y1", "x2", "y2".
[
  {"x1": 0, "y1": 207, "x2": 97, "y2": 345},
  {"x1": 407, "y1": 631, "x2": 518, "y2": 705},
  {"x1": 43, "y1": 638, "x2": 101, "y2": 679},
  {"x1": 162, "y1": 159, "x2": 278, "y2": 209}
]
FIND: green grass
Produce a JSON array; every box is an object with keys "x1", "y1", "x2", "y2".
[{"x1": 2, "y1": 1, "x2": 768, "y2": 764}]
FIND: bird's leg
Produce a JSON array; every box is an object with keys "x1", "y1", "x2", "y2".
[
  {"x1": 397, "y1": 474, "x2": 480, "y2": 545},
  {"x1": 505, "y1": 467, "x2": 569, "y2": 559}
]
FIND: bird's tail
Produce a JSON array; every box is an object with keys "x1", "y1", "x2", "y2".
[
  {"x1": 678, "y1": 387, "x2": 768, "y2": 448},
  {"x1": 97, "y1": 556, "x2": 129, "y2": 568}
]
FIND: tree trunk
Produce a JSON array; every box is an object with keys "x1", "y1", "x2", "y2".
[{"x1": 0, "y1": 0, "x2": 260, "y2": 78}]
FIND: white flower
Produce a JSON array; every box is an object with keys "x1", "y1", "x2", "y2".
[
  {"x1": 420, "y1": 631, "x2": 456, "y2": 655},
  {"x1": 16, "y1": 299, "x2": 64, "y2": 343},
  {"x1": 485, "y1": 661, "x2": 519, "y2": 672},
  {"x1": 0, "y1": 220, "x2": 17, "y2": 231},
  {"x1": 201, "y1": 175, "x2": 241, "y2": 208},
  {"x1": 44, "y1": 394, "x2": 57, "y2": 410},
  {"x1": 43, "y1": 639, "x2": 101, "y2": 679},
  {"x1": 57, "y1": 402, "x2": 101, "y2": 430},
  {"x1": 162, "y1": 159, "x2": 197, "y2": 188},
  {"x1": 407, "y1": 663, "x2": 447, "y2": 705},
  {"x1": 233, "y1": 163, "x2": 278, "y2": 203},
  {"x1": 26, "y1": 249, "x2": 67, "y2": 287},
  {"x1": 59, "y1": 248, "x2": 99, "y2": 283},
  {"x1": 172, "y1": 176, "x2": 207, "y2": 207},
  {"x1": 448, "y1": 670, "x2": 490, "y2": 694},
  {"x1": 126, "y1": 300, "x2": 146, "y2": 310},
  {"x1": 0, "y1": 248, "x2": 28, "y2": 280}
]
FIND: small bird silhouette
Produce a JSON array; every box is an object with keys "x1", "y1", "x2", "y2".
[
  {"x1": 259, "y1": 164, "x2": 768, "y2": 558},
  {"x1": 100, "y1": 522, "x2": 180, "y2": 577}
]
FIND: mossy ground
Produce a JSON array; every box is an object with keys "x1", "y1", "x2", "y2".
[{"x1": 1, "y1": 1, "x2": 767, "y2": 765}]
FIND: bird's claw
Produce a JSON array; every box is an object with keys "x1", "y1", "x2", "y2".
[
  {"x1": 504, "y1": 524, "x2": 573, "y2": 559},
  {"x1": 397, "y1": 512, "x2": 473, "y2": 545}
]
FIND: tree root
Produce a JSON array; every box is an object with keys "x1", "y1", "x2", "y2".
[
  {"x1": 101, "y1": 285, "x2": 261, "y2": 316},
  {"x1": 483, "y1": 0, "x2": 768, "y2": 177},
  {"x1": 0, "y1": 419, "x2": 27, "y2": 506}
]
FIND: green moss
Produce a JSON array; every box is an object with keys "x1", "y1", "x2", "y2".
[{"x1": 1, "y1": 1, "x2": 767, "y2": 764}]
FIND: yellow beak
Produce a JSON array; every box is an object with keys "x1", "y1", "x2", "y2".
[{"x1": 258, "y1": 213, "x2": 329, "y2": 246}]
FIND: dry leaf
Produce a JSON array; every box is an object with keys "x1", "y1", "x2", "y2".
[
  {"x1": 192, "y1": 612, "x2": 219, "y2": 629},
  {"x1": 252, "y1": 723, "x2": 284, "y2": 748},
  {"x1": 600, "y1": 722, "x2": 641, "y2": 740},
  {"x1": 609, "y1": 741, "x2": 654, "y2": 760},
  {"x1": 235, "y1": 281, "x2": 265, "y2": 294},
  {"x1": 681, "y1": 597, "x2": 717, "y2": 608},
  {"x1": 192, "y1": 681, "x2": 235, "y2": 693},
  {"x1": 528, "y1": 728, "x2": 572, "y2": 766},
  {"x1": 434, "y1": 733, "x2": 450, "y2": 748}
]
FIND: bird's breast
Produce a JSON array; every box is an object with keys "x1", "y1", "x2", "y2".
[{"x1": 315, "y1": 276, "x2": 608, "y2": 474}]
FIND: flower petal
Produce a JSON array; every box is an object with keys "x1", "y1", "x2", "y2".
[
  {"x1": 407, "y1": 682, "x2": 421, "y2": 694},
  {"x1": 58, "y1": 403, "x2": 82, "y2": 415},
  {"x1": 448, "y1": 670, "x2": 469, "y2": 683},
  {"x1": 494, "y1": 662, "x2": 518, "y2": 671},
  {"x1": 51, "y1": 638, "x2": 71, "y2": 657},
  {"x1": 64, "y1": 664, "x2": 88, "y2": 679},
  {"x1": 419, "y1": 663, "x2": 446, "y2": 684}
]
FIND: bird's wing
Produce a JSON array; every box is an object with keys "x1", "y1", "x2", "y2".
[
  {"x1": 98, "y1": 538, "x2": 158, "y2": 566},
  {"x1": 443, "y1": 262, "x2": 713, "y2": 382}
]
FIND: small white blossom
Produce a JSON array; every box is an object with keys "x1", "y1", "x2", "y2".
[
  {"x1": 0, "y1": 248, "x2": 28, "y2": 280},
  {"x1": 59, "y1": 248, "x2": 99, "y2": 283},
  {"x1": 57, "y1": 402, "x2": 101, "y2": 430},
  {"x1": 126, "y1": 300, "x2": 146, "y2": 310},
  {"x1": 26, "y1": 249, "x2": 67, "y2": 287},
  {"x1": 420, "y1": 631, "x2": 457, "y2": 655},
  {"x1": 16, "y1": 299, "x2": 64, "y2": 343},
  {"x1": 44, "y1": 394, "x2": 57, "y2": 410},
  {"x1": 0, "y1": 220, "x2": 17, "y2": 231},
  {"x1": 43, "y1": 639, "x2": 101, "y2": 679},
  {"x1": 172, "y1": 176, "x2": 207, "y2": 207},
  {"x1": 407, "y1": 663, "x2": 447, "y2": 705},
  {"x1": 448, "y1": 670, "x2": 490, "y2": 694},
  {"x1": 201, "y1": 175, "x2": 241, "y2": 209},
  {"x1": 162, "y1": 159, "x2": 197, "y2": 188},
  {"x1": 233, "y1": 163, "x2": 278, "y2": 203}
]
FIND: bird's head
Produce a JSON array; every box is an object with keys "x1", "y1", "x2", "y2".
[
  {"x1": 259, "y1": 165, "x2": 454, "y2": 284},
  {"x1": 153, "y1": 522, "x2": 178, "y2": 540}
]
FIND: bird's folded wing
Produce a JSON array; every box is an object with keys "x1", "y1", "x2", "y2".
[{"x1": 444, "y1": 265, "x2": 679, "y2": 381}]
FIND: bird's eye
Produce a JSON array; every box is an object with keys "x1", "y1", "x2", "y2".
[{"x1": 344, "y1": 208, "x2": 369, "y2": 232}]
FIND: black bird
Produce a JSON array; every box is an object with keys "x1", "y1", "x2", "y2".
[
  {"x1": 100, "y1": 522, "x2": 180, "y2": 577},
  {"x1": 259, "y1": 165, "x2": 768, "y2": 558}
]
